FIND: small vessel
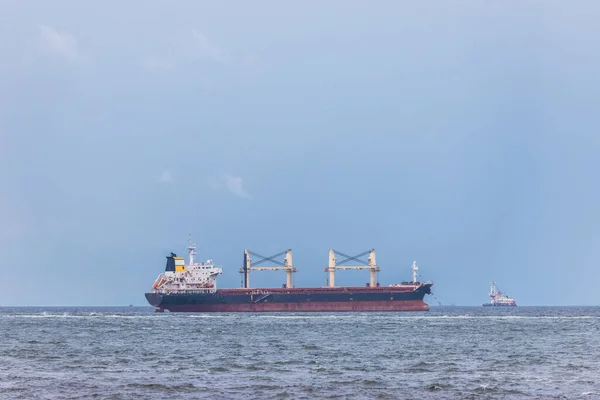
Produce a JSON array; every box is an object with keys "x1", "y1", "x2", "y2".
[
  {"x1": 482, "y1": 281, "x2": 517, "y2": 307},
  {"x1": 145, "y1": 237, "x2": 433, "y2": 312}
]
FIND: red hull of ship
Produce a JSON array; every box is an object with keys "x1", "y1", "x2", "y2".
[{"x1": 162, "y1": 300, "x2": 429, "y2": 312}]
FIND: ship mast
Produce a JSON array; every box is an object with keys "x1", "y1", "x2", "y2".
[
  {"x1": 187, "y1": 234, "x2": 196, "y2": 266},
  {"x1": 412, "y1": 260, "x2": 418, "y2": 284}
]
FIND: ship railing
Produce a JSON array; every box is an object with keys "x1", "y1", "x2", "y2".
[
  {"x1": 154, "y1": 288, "x2": 218, "y2": 294},
  {"x1": 216, "y1": 286, "x2": 425, "y2": 295}
]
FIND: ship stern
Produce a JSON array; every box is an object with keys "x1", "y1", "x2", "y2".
[{"x1": 145, "y1": 292, "x2": 164, "y2": 309}]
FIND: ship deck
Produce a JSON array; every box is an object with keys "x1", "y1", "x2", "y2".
[{"x1": 215, "y1": 284, "x2": 431, "y2": 295}]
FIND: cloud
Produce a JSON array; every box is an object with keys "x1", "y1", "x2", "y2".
[
  {"x1": 143, "y1": 29, "x2": 228, "y2": 71},
  {"x1": 189, "y1": 29, "x2": 227, "y2": 63},
  {"x1": 158, "y1": 170, "x2": 172, "y2": 183},
  {"x1": 223, "y1": 175, "x2": 251, "y2": 199},
  {"x1": 38, "y1": 25, "x2": 78, "y2": 59}
]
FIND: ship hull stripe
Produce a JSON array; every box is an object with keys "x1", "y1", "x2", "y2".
[{"x1": 150, "y1": 300, "x2": 429, "y2": 312}]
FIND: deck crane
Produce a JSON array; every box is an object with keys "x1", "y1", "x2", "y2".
[
  {"x1": 325, "y1": 249, "x2": 381, "y2": 288},
  {"x1": 239, "y1": 249, "x2": 297, "y2": 289}
]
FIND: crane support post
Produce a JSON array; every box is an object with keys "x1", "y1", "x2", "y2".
[
  {"x1": 244, "y1": 249, "x2": 251, "y2": 288},
  {"x1": 240, "y1": 249, "x2": 296, "y2": 288},
  {"x1": 369, "y1": 249, "x2": 376, "y2": 287},
  {"x1": 285, "y1": 250, "x2": 293, "y2": 288},
  {"x1": 328, "y1": 249, "x2": 336, "y2": 287},
  {"x1": 328, "y1": 248, "x2": 380, "y2": 287}
]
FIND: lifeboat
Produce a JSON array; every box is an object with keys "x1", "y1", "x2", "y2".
[{"x1": 153, "y1": 276, "x2": 166, "y2": 290}]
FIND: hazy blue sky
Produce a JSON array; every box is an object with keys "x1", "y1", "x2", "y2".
[{"x1": 1, "y1": 1, "x2": 599, "y2": 306}]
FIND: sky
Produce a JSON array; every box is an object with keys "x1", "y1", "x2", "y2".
[{"x1": 1, "y1": 1, "x2": 599, "y2": 306}]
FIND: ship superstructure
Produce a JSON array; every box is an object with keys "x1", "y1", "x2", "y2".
[
  {"x1": 146, "y1": 240, "x2": 433, "y2": 312},
  {"x1": 482, "y1": 281, "x2": 517, "y2": 307},
  {"x1": 151, "y1": 238, "x2": 223, "y2": 294}
]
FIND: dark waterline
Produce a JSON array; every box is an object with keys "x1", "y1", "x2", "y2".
[{"x1": 1, "y1": 306, "x2": 599, "y2": 399}]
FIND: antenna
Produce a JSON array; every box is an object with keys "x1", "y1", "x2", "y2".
[{"x1": 490, "y1": 282, "x2": 498, "y2": 298}]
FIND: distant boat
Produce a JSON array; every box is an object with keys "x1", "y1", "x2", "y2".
[{"x1": 482, "y1": 282, "x2": 517, "y2": 307}]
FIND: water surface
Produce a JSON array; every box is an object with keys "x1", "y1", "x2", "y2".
[{"x1": 1, "y1": 306, "x2": 599, "y2": 399}]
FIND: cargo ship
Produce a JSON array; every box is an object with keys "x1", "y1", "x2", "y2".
[
  {"x1": 145, "y1": 238, "x2": 433, "y2": 312},
  {"x1": 482, "y1": 282, "x2": 517, "y2": 307}
]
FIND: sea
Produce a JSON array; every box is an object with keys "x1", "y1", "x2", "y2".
[{"x1": 0, "y1": 306, "x2": 599, "y2": 400}]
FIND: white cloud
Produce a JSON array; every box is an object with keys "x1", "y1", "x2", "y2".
[
  {"x1": 158, "y1": 170, "x2": 172, "y2": 183},
  {"x1": 38, "y1": 25, "x2": 78, "y2": 59},
  {"x1": 223, "y1": 175, "x2": 251, "y2": 199},
  {"x1": 189, "y1": 29, "x2": 227, "y2": 63},
  {"x1": 143, "y1": 29, "x2": 228, "y2": 71}
]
